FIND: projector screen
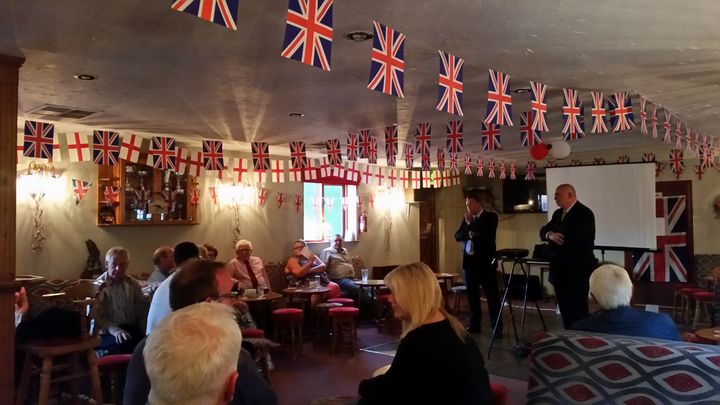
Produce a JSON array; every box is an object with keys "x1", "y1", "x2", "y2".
[{"x1": 546, "y1": 163, "x2": 657, "y2": 250}]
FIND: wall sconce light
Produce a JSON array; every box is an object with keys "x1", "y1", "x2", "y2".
[
  {"x1": 217, "y1": 182, "x2": 256, "y2": 244},
  {"x1": 17, "y1": 162, "x2": 62, "y2": 252}
]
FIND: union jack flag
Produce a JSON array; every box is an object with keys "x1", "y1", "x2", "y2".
[
  {"x1": 359, "y1": 129, "x2": 371, "y2": 159},
  {"x1": 694, "y1": 164, "x2": 704, "y2": 181},
  {"x1": 464, "y1": 153, "x2": 472, "y2": 175},
  {"x1": 294, "y1": 195, "x2": 303, "y2": 212},
  {"x1": 281, "y1": 0, "x2": 333, "y2": 71},
  {"x1": 92, "y1": 130, "x2": 121, "y2": 166},
  {"x1": 446, "y1": 121, "x2": 463, "y2": 172},
  {"x1": 252, "y1": 142, "x2": 270, "y2": 171},
  {"x1": 367, "y1": 136, "x2": 378, "y2": 164},
  {"x1": 190, "y1": 187, "x2": 200, "y2": 206},
  {"x1": 509, "y1": 161, "x2": 516, "y2": 180},
  {"x1": 498, "y1": 160, "x2": 506, "y2": 180},
  {"x1": 545, "y1": 159, "x2": 558, "y2": 168},
  {"x1": 590, "y1": 92, "x2": 608, "y2": 134},
  {"x1": 642, "y1": 152, "x2": 656, "y2": 163},
  {"x1": 23, "y1": 120, "x2": 55, "y2": 160},
  {"x1": 570, "y1": 159, "x2": 582, "y2": 166},
  {"x1": 631, "y1": 195, "x2": 690, "y2": 282},
  {"x1": 593, "y1": 157, "x2": 605, "y2": 165},
  {"x1": 202, "y1": 140, "x2": 225, "y2": 170},
  {"x1": 326, "y1": 138, "x2": 342, "y2": 166},
  {"x1": 524, "y1": 161, "x2": 536, "y2": 181},
  {"x1": 437, "y1": 149, "x2": 446, "y2": 172},
  {"x1": 258, "y1": 187, "x2": 268, "y2": 207},
  {"x1": 171, "y1": 0, "x2": 239, "y2": 30},
  {"x1": 663, "y1": 111, "x2": 672, "y2": 144},
  {"x1": 367, "y1": 21, "x2": 405, "y2": 97},
  {"x1": 487, "y1": 159, "x2": 496, "y2": 178},
  {"x1": 481, "y1": 122, "x2": 501, "y2": 151},
  {"x1": 71, "y1": 179, "x2": 92, "y2": 205},
  {"x1": 103, "y1": 186, "x2": 120, "y2": 206},
  {"x1": 133, "y1": 186, "x2": 151, "y2": 212},
  {"x1": 415, "y1": 123, "x2": 431, "y2": 170},
  {"x1": 484, "y1": 69, "x2": 513, "y2": 126},
  {"x1": 346, "y1": 133, "x2": 358, "y2": 161},
  {"x1": 608, "y1": 92, "x2": 635, "y2": 132},
  {"x1": 685, "y1": 127, "x2": 693, "y2": 154},
  {"x1": 617, "y1": 155, "x2": 630, "y2": 164},
  {"x1": 289, "y1": 141, "x2": 308, "y2": 169},
  {"x1": 404, "y1": 143, "x2": 414, "y2": 169},
  {"x1": 384, "y1": 125, "x2": 398, "y2": 167},
  {"x1": 655, "y1": 162, "x2": 665, "y2": 177},
  {"x1": 147, "y1": 136, "x2": 177, "y2": 171},
  {"x1": 276, "y1": 191, "x2": 287, "y2": 208},
  {"x1": 530, "y1": 81, "x2": 549, "y2": 132},
  {"x1": 562, "y1": 88, "x2": 584, "y2": 141},
  {"x1": 639, "y1": 97, "x2": 648, "y2": 134},
  {"x1": 520, "y1": 111, "x2": 541, "y2": 147},
  {"x1": 675, "y1": 121, "x2": 683, "y2": 149},
  {"x1": 650, "y1": 103, "x2": 658, "y2": 139},
  {"x1": 669, "y1": 149, "x2": 684, "y2": 179},
  {"x1": 436, "y1": 50, "x2": 463, "y2": 116},
  {"x1": 476, "y1": 155, "x2": 484, "y2": 177}
]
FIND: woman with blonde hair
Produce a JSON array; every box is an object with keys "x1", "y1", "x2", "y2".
[{"x1": 358, "y1": 262, "x2": 492, "y2": 404}]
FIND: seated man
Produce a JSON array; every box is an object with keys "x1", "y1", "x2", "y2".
[
  {"x1": 227, "y1": 240, "x2": 270, "y2": 290},
  {"x1": 96, "y1": 247, "x2": 147, "y2": 355},
  {"x1": 318, "y1": 234, "x2": 359, "y2": 298},
  {"x1": 144, "y1": 302, "x2": 240, "y2": 405},
  {"x1": 148, "y1": 246, "x2": 175, "y2": 284},
  {"x1": 572, "y1": 263, "x2": 681, "y2": 341},
  {"x1": 124, "y1": 259, "x2": 277, "y2": 405}
]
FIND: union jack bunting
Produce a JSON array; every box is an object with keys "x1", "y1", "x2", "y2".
[
  {"x1": 663, "y1": 111, "x2": 672, "y2": 144},
  {"x1": 545, "y1": 159, "x2": 558, "y2": 168},
  {"x1": 524, "y1": 161, "x2": 536, "y2": 181},
  {"x1": 289, "y1": 141, "x2": 308, "y2": 168},
  {"x1": 509, "y1": 161, "x2": 516, "y2": 180},
  {"x1": 404, "y1": 143, "x2": 414, "y2": 169},
  {"x1": 570, "y1": 159, "x2": 582, "y2": 166},
  {"x1": 498, "y1": 160, "x2": 506, "y2": 180},
  {"x1": 71, "y1": 179, "x2": 92, "y2": 205},
  {"x1": 276, "y1": 192, "x2": 286, "y2": 208},
  {"x1": 702, "y1": 139, "x2": 714, "y2": 169},
  {"x1": 120, "y1": 134, "x2": 142, "y2": 163},
  {"x1": 590, "y1": 92, "x2": 608, "y2": 134},
  {"x1": 252, "y1": 142, "x2": 271, "y2": 171},
  {"x1": 446, "y1": 121, "x2": 463, "y2": 167},
  {"x1": 642, "y1": 152, "x2": 656, "y2": 163},
  {"x1": 484, "y1": 69, "x2": 513, "y2": 126},
  {"x1": 562, "y1": 88, "x2": 584, "y2": 141},
  {"x1": 384, "y1": 125, "x2": 398, "y2": 167},
  {"x1": 593, "y1": 157, "x2": 605, "y2": 165},
  {"x1": 639, "y1": 97, "x2": 648, "y2": 134},
  {"x1": 133, "y1": 186, "x2": 151, "y2": 212},
  {"x1": 190, "y1": 187, "x2": 200, "y2": 206},
  {"x1": 359, "y1": 129, "x2": 371, "y2": 159},
  {"x1": 202, "y1": 140, "x2": 225, "y2": 170},
  {"x1": 66, "y1": 132, "x2": 91, "y2": 162},
  {"x1": 487, "y1": 159, "x2": 496, "y2": 178},
  {"x1": 209, "y1": 186, "x2": 217, "y2": 205},
  {"x1": 655, "y1": 162, "x2": 665, "y2": 177},
  {"x1": 464, "y1": 153, "x2": 472, "y2": 175},
  {"x1": 675, "y1": 121, "x2": 683, "y2": 149},
  {"x1": 294, "y1": 195, "x2": 303, "y2": 212},
  {"x1": 231, "y1": 157, "x2": 249, "y2": 183},
  {"x1": 147, "y1": 136, "x2": 177, "y2": 171},
  {"x1": 367, "y1": 21, "x2": 405, "y2": 97},
  {"x1": 367, "y1": 136, "x2": 378, "y2": 164},
  {"x1": 650, "y1": 103, "x2": 658, "y2": 139},
  {"x1": 437, "y1": 149, "x2": 446, "y2": 172},
  {"x1": 669, "y1": 149, "x2": 684, "y2": 179},
  {"x1": 608, "y1": 92, "x2": 635, "y2": 132},
  {"x1": 530, "y1": 81, "x2": 548, "y2": 132},
  {"x1": 520, "y1": 111, "x2": 541, "y2": 147},
  {"x1": 346, "y1": 133, "x2": 358, "y2": 161},
  {"x1": 281, "y1": 0, "x2": 333, "y2": 71},
  {"x1": 258, "y1": 187, "x2": 268, "y2": 207},
  {"x1": 617, "y1": 155, "x2": 630, "y2": 164},
  {"x1": 415, "y1": 123, "x2": 431, "y2": 170},
  {"x1": 481, "y1": 122, "x2": 501, "y2": 151},
  {"x1": 326, "y1": 138, "x2": 342, "y2": 166},
  {"x1": 436, "y1": 50, "x2": 463, "y2": 116},
  {"x1": 103, "y1": 186, "x2": 120, "y2": 206},
  {"x1": 271, "y1": 160, "x2": 286, "y2": 183},
  {"x1": 170, "y1": 0, "x2": 239, "y2": 30},
  {"x1": 684, "y1": 128, "x2": 693, "y2": 154},
  {"x1": 631, "y1": 194, "x2": 690, "y2": 282},
  {"x1": 344, "y1": 161, "x2": 360, "y2": 182},
  {"x1": 694, "y1": 164, "x2": 704, "y2": 181},
  {"x1": 92, "y1": 130, "x2": 121, "y2": 166},
  {"x1": 23, "y1": 120, "x2": 55, "y2": 160},
  {"x1": 476, "y1": 155, "x2": 484, "y2": 177}
]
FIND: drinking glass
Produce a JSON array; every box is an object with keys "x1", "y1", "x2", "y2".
[{"x1": 361, "y1": 268, "x2": 369, "y2": 282}]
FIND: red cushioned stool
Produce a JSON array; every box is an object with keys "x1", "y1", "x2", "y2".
[
  {"x1": 272, "y1": 308, "x2": 304, "y2": 358},
  {"x1": 97, "y1": 354, "x2": 132, "y2": 405},
  {"x1": 313, "y1": 302, "x2": 343, "y2": 345},
  {"x1": 328, "y1": 306, "x2": 360, "y2": 355},
  {"x1": 327, "y1": 297, "x2": 355, "y2": 307},
  {"x1": 676, "y1": 287, "x2": 704, "y2": 324},
  {"x1": 692, "y1": 290, "x2": 715, "y2": 329},
  {"x1": 240, "y1": 328, "x2": 266, "y2": 339},
  {"x1": 490, "y1": 383, "x2": 508, "y2": 405},
  {"x1": 375, "y1": 294, "x2": 399, "y2": 334}
]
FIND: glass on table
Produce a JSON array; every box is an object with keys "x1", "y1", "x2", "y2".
[{"x1": 361, "y1": 268, "x2": 369, "y2": 282}]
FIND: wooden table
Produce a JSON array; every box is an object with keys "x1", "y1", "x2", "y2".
[
  {"x1": 354, "y1": 279, "x2": 386, "y2": 305},
  {"x1": 15, "y1": 275, "x2": 45, "y2": 287},
  {"x1": 240, "y1": 291, "x2": 283, "y2": 303},
  {"x1": 282, "y1": 286, "x2": 331, "y2": 296},
  {"x1": 694, "y1": 328, "x2": 720, "y2": 343},
  {"x1": 435, "y1": 273, "x2": 456, "y2": 290},
  {"x1": 241, "y1": 291, "x2": 284, "y2": 331}
]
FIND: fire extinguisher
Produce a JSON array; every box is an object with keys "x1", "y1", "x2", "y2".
[{"x1": 359, "y1": 210, "x2": 368, "y2": 233}]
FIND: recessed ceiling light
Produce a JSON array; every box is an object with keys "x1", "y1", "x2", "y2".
[
  {"x1": 513, "y1": 88, "x2": 531, "y2": 94},
  {"x1": 73, "y1": 73, "x2": 96, "y2": 81},
  {"x1": 344, "y1": 31, "x2": 373, "y2": 42},
  {"x1": 288, "y1": 112, "x2": 304, "y2": 118}
]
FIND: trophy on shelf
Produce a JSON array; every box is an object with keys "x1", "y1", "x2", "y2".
[
  {"x1": 133, "y1": 171, "x2": 150, "y2": 220},
  {"x1": 172, "y1": 176, "x2": 185, "y2": 220}
]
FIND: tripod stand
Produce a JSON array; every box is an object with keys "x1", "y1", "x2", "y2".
[{"x1": 487, "y1": 255, "x2": 547, "y2": 359}]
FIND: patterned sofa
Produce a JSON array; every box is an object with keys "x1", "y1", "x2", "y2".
[{"x1": 527, "y1": 331, "x2": 720, "y2": 404}]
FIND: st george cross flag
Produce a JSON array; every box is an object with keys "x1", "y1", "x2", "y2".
[
  {"x1": 344, "y1": 161, "x2": 360, "y2": 182},
  {"x1": 415, "y1": 123, "x2": 431, "y2": 170},
  {"x1": 66, "y1": 132, "x2": 91, "y2": 162},
  {"x1": 23, "y1": 120, "x2": 55, "y2": 160},
  {"x1": 281, "y1": 0, "x2": 333, "y2": 71},
  {"x1": 92, "y1": 130, "x2": 121, "y2": 166},
  {"x1": 326, "y1": 139, "x2": 342, "y2": 166},
  {"x1": 669, "y1": 149, "x2": 684, "y2": 180},
  {"x1": 202, "y1": 140, "x2": 225, "y2": 170},
  {"x1": 186, "y1": 150, "x2": 205, "y2": 178},
  {"x1": 305, "y1": 159, "x2": 319, "y2": 180},
  {"x1": 590, "y1": 92, "x2": 608, "y2": 134},
  {"x1": 175, "y1": 147, "x2": 189, "y2": 174},
  {"x1": 346, "y1": 133, "x2": 358, "y2": 161},
  {"x1": 608, "y1": 92, "x2": 635, "y2": 132},
  {"x1": 71, "y1": 179, "x2": 92, "y2": 205},
  {"x1": 231, "y1": 157, "x2": 249, "y2": 183},
  {"x1": 446, "y1": 120, "x2": 463, "y2": 168},
  {"x1": 147, "y1": 136, "x2": 177, "y2": 171},
  {"x1": 530, "y1": 81, "x2": 549, "y2": 132},
  {"x1": 360, "y1": 163, "x2": 373, "y2": 184},
  {"x1": 374, "y1": 166, "x2": 385, "y2": 187},
  {"x1": 120, "y1": 133, "x2": 142, "y2": 163},
  {"x1": 436, "y1": 50, "x2": 463, "y2": 116},
  {"x1": 639, "y1": 97, "x2": 648, "y2": 135},
  {"x1": 484, "y1": 69, "x2": 513, "y2": 126},
  {"x1": 289, "y1": 141, "x2": 308, "y2": 169},
  {"x1": 359, "y1": 129, "x2": 371, "y2": 159},
  {"x1": 562, "y1": 88, "x2": 584, "y2": 141},
  {"x1": 368, "y1": 21, "x2": 405, "y2": 97},
  {"x1": 319, "y1": 157, "x2": 333, "y2": 178},
  {"x1": 384, "y1": 125, "x2": 398, "y2": 167},
  {"x1": 271, "y1": 160, "x2": 286, "y2": 183},
  {"x1": 170, "y1": 0, "x2": 239, "y2": 30},
  {"x1": 481, "y1": 122, "x2": 501, "y2": 151},
  {"x1": 404, "y1": 143, "x2": 414, "y2": 169},
  {"x1": 520, "y1": 111, "x2": 541, "y2": 147},
  {"x1": 367, "y1": 136, "x2": 378, "y2": 164}
]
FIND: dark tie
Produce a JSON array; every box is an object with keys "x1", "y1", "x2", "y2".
[{"x1": 245, "y1": 260, "x2": 259, "y2": 289}]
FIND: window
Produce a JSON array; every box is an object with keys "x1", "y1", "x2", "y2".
[{"x1": 303, "y1": 183, "x2": 358, "y2": 242}]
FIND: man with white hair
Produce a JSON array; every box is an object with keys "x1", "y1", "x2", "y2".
[
  {"x1": 144, "y1": 302, "x2": 241, "y2": 405},
  {"x1": 319, "y1": 234, "x2": 359, "y2": 298},
  {"x1": 572, "y1": 263, "x2": 681, "y2": 341},
  {"x1": 227, "y1": 240, "x2": 269, "y2": 290}
]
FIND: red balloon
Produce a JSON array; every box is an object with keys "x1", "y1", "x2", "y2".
[{"x1": 530, "y1": 143, "x2": 549, "y2": 160}]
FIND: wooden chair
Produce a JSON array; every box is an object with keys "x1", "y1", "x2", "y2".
[{"x1": 16, "y1": 279, "x2": 105, "y2": 405}]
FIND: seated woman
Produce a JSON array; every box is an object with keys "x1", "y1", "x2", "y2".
[
  {"x1": 358, "y1": 262, "x2": 493, "y2": 405},
  {"x1": 285, "y1": 239, "x2": 340, "y2": 306}
]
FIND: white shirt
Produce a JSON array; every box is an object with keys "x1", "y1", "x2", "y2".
[{"x1": 145, "y1": 271, "x2": 176, "y2": 334}]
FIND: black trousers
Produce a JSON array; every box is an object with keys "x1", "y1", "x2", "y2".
[
  {"x1": 551, "y1": 271, "x2": 590, "y2": 329},
  {"x1": 464, "y1": 262, "x2": 502, "y2": 330}
]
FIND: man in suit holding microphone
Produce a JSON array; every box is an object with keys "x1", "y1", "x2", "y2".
[
  {"x1": 455, "y1": 189, "x2": 500, "y2": 334},
  {"x1": 540, "y1": 184, "x2": 597, "y2": 329}
]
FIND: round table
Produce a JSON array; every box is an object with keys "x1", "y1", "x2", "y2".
[
  {"x1": 240, "y1": 291, "x2": 283, "y2": 303},
  {"x1": 15, "y1": 275, "x2": 45, "y2": 287},
  {"x1": 241, "y1": 291, "x2": 284, "y2": 331},
  {"x1": 694, "y1": 328, "x2": 720, "y2": 343},
  {"x1": 282, "y1": 286, "x2": 332, "y2": 296},
  {"x1": 354, "y1": 279, "x2": 387, "y2": 314}
]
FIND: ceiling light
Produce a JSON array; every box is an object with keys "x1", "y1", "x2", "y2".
[
  {"x1": 73, "y1": 74, "x2": 96, "y2": 81},
  {"x1": 344, "y1": 31, "x2": 373, "y2": 42},
  {"x1": 513, "y1": 88, "x2": 531, "y2": 94},
  {"x1": 288, "y1": 112, "x2": 304, "y2": 118}
]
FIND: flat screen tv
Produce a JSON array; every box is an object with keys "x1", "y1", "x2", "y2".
[{"x1": 502, "y1": 179, "x2": 547, "y2": 213}]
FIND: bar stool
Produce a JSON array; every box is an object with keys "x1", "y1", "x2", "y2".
[
  {"x1": 676, "y1": 287, "x2": 704, "y2": 324},
  {"x1": 692, "y1": 290, "x2": 715, "y2": 329},
  {"x1": 450, "y1": 285, "x2": 468, "y2": 314},
  {"x1": 272, "y1": 308, "x2": 304, "y2": 358},
  {"x1": 313, "y1": 302, "x2": 343, "y2": 345},
  {"x1": 327, "y1": 297, "x2": 355, "y2": 307},
  {"x1": 328, "y1": 306, "x2": 360, "y2": 354},
  {"x1": 97, "y1": 354, "x2": 132, "y2": 405},
  {"x1": 375, "y1": 294, "x2": 400, "y2": 334}
]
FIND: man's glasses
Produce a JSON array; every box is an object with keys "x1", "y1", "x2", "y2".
[{"x1": 237, "y1": 248, "x2": 252, "y2": 253}]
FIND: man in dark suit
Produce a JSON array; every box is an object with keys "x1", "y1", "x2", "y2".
[
  {"x1": 454, "y1": 189, "x2": 500, "y2": 334},
  {"x1": 540, "y1": 184, "x2": 597, "y2": 328}
]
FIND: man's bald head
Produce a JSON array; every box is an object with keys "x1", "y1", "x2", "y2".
[{"x1": 554, "y1": 184, "x2": 577, "y2": 210}]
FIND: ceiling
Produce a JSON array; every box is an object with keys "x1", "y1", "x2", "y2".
[{"x1": 3, "y1": 0, "x2": 720, "y2": 163}]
